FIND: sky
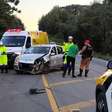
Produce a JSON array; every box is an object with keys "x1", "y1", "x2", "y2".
[{"x1": 16, "y1": 0, "x2": 102, "y2": 31}]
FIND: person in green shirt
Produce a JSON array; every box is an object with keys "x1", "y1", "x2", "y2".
[
  {"x1": 62, "y1": 37, "x2": 79, "y2": 78},
  {"x1": 62, "y1": 36, "x2": 74, "y2": 66}
]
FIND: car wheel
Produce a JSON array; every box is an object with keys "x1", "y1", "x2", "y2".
[
  {"x1": 96, "y1": 92, "x2": 108, "y2": 112},
  {"x1": 32, "y1": 60, "x2": 44, "y2": 74}
]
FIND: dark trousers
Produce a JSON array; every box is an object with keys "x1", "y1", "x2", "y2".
[
  {"x1": 63, "y1": 56, "x2": 75, "y2": 77},
  {"x1": 1, "y1": 65, "x2": 8, "y2": 73}
]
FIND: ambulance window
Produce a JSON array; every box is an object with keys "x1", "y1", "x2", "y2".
[
  {"x1": 26, "y1": 37, "x2": 31, "y2": 48},
  {"x1": 1, "y1": 36, "x2": 26, "y2": 47}
]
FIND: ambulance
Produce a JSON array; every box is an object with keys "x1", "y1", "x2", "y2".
[
  {"x1": 96, "y1": 60, "x2": 112, "y2": 112},
  {"x1": 1, "y1": 29, "x2": 49, "y2": 67}
]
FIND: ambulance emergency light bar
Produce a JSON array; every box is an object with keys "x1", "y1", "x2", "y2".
[{"x1": 7, "y1": 28, "x2": 22, "y2": 32}]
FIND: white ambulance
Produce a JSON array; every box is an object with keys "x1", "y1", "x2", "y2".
[{"x1": 1, "y1": 29, "x2": 49, "y2": 67}]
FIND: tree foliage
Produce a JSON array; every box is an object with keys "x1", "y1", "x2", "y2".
[
  {"x1": 39, "y1": 3, "x2": 112, "y2": 54},
  {"x1": 0, "y1": 0, "x2": 24, "y2": 37},
  {"x1": 39, "y1": 6, "x2": 78, "y2": 41}
]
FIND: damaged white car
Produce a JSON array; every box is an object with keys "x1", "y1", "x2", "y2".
[{"x1": 14, "y1": 44, "x2": 64, "y2": 74}]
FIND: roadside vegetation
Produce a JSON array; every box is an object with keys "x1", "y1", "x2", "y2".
[
  {"x1": 0, "y1": 0, "x2": 24, "y2": 37},
  {"x1": 39, "y1": 0, "x2": 112, "y2": 58}
]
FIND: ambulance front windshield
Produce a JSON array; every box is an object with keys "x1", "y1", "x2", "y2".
[{"x1": 2, "y1": 36, "x2": 26, "y2": 47}]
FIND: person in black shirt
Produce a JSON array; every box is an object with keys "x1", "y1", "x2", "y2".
[{"x1": 78, "y1": 39, "x2": 93, "y2": 77}]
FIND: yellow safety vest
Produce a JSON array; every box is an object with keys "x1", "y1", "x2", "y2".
[
  {"x1": 0, "y1": 46, "x2": 8, "y2": 65},
  {"x1": 63, "y1": 42, "x2": 73, "y2": 64}
]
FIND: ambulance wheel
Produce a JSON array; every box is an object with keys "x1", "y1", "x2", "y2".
[{"x1": 96, "y1": 92, "x2": 108, "y2": 112}]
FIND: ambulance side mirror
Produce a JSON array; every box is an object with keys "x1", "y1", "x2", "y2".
[{"x1": 107, "y1": 60, "x2": 112, "y2": 69}]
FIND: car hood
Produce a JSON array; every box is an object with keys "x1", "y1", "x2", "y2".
[{"x1": 19, "y1": 54, "x2": 46, "y2": 64}]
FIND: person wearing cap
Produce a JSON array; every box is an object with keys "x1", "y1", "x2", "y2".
[
  {"x1": 77, "y1": 39, "x2": 93, "y2": 77},
  {"x1": 63, "y1": 36, "x2": 74, "y2": 75},
  {"x1": 0, "y1": 41, "x2": 8, "y2": 73},
  {"x1": 63, "y1": 37, "x2": 79, "y2": 78}
]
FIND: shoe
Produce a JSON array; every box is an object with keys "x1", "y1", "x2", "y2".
[
  {"x1": 85, "y1": 70, "x2": 89, "y2": 77},
  {"x1": 77, "y1": 74, "x2": 82, "y2": 77},
  {"x1": 72, "y1": 75, "x2": 76, "y2": 78},
  {"x1": 77, "y1": 68, "x2": 83, "y2": 77}
]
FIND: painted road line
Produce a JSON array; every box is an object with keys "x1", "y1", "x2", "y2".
[
  {"x1": 50, "y1": 77, "x2": 97, "y2": 88},
  {"x1": 60, "y1": 99, "x2": 95, "y2": 112},
  {"x1": 42, "y1": 75, "x2": 60, "y2": 112}
]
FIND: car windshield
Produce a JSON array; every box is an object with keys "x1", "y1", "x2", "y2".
[
  {"x1": 1, "y1": 36, "x2": 26, "y2": 47},
  {"x1": 25, "y1": 46, "x2": 50, "y2": 54}
]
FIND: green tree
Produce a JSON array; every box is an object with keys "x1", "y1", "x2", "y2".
[
  {"x1": 0, "y1": 0, "x2": 24, "y2": 37},
  {"x1": 39, "y1": 6, "x2": 78, "y2": 41},
  {"x1": 39, "y1": 3, "x2": 112, "y2": 54}
]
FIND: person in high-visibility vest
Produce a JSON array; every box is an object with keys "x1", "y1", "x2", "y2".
[
  {"x1": 63, "y1": 37, "x2": 79, "y2": 78},
  {"x1": 0, "y1": 41, "x2": 8, "y2": 73},
  {"x1": 62, "y1": 36, "x2": 75, "y2": 76},
  {"x1": 63, "y1": 36, "x2": 74, "y2": 63}
]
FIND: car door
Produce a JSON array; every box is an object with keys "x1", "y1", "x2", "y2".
[
  {"x1": 56, "y1": 46, "x2": 64, "y2": 67},
  {"x1": 50, "y1": 47, "x2": 57, "y2": 67}
]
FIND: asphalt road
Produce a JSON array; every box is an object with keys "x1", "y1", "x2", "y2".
[{"x1": 0, "y1": 56, "x2": 107, "y2": 112}]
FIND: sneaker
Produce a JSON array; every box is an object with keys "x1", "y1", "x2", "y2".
[
  {"x1": 77, "y1": 74, "x2": 82, "y2": 77},
  {"x1": 72, "y1": 75, "x2": 76, "y2": 78}
]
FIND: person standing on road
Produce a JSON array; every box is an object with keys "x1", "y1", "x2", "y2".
[
  {"x1": 63, "y1": 36, "x2": 74, "y2": 55},
  {"x1": 77, "y1": 39, "x2": 93, "y2": 77},
  {"x1": 63, "y1": 36, "x2": 74, "y2": 75},
  {"x1": 63, "y1": 37, "x2": 79, "y2": 78},
  {"x1": 0, "y1": 41, "x2": 8, "y2": 73}
]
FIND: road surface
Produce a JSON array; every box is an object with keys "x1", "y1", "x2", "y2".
[{"x1": 0, "y1": 56, "x2": 107, "y2": 112}]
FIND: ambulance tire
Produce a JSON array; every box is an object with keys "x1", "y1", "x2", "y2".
[{"x1": 96, "y1": 92, "x2": 108, "y2": 112}]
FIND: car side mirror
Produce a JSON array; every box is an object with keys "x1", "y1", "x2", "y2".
[
  {"x1": 50, "y1": 52, "x2": 55, "y2": 56},
  {"x1": 107, "y1": 60, "x2": 112, "y2": 69}
]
